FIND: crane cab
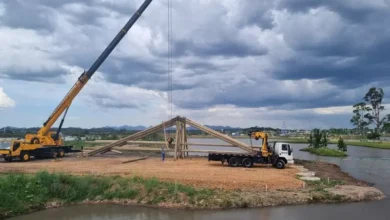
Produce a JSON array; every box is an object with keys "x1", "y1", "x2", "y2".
[{"x1": 272, "y1": 142, "x2": 294, "y2": 165}]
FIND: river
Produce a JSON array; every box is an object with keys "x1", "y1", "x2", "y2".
[{"x1": 8, "y1": 138, "x2": 390, "y2": 220}]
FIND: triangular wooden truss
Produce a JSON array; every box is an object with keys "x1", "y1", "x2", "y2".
[{"x1": 87, "y1": 116, "x2": 255, "y2": 159}]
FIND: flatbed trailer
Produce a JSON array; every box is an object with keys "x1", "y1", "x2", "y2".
[{"x1": 208, "y1": 142, "x2": 294, "y2": 169}]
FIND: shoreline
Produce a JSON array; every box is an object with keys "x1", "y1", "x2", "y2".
[{"x1": 0, "y1": 158, "x2": 385, "y2": 219}]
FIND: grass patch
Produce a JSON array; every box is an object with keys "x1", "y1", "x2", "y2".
[
  {"x1": 273, "y1": 138, "x2": 390, "y2": 149},
  {"x1": 303, "y1": 178, "x2": 345, "y2": 203},
  {"x1": 339, "y1": 141, "x2": 390, "y2": 149},
  {"x1": 0, "y1": 172, "x2": 215, "y2": 218},
  {"x1": 300, "y1": 147, "x2": 348, "y2": 157}
]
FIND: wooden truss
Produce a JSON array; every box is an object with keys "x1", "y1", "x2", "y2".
[{"x1": 87, "y1": 116, "x2": 255, "y2": 159}]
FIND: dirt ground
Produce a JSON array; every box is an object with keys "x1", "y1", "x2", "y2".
[
  {"x1": 0, "y1": 155, "x2": 304, "y2": 191},
  {"x1": 294, "y1": 159, "x2": 369, "y2": 186}
]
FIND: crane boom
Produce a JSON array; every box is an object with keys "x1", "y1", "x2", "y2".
[{"x1": 38, "y1": 0, "x2": 153, "y2": 136}]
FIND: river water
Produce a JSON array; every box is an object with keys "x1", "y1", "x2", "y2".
[{"x1": 9, "y1": 138, "x2": 390, "y2": 220}]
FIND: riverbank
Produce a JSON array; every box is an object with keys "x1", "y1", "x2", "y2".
[
  {"x1": 0, "y1": 157, "x2": 384, "y2": 219},
  {"x1": 300, "y1": 147, "x2": 348, "y2": 157}
]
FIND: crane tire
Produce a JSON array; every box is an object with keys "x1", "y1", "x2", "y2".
[
  {"x1": 242, "y1": 158, "x2": 253, "y2": 168},
  {"x1": 3, "y1": 155, "x2": 12, "y2": 162},
  {"x1": 228, "y1": 157, "x2": 240, "y2": 167},
  {"x1": 51, "y1": 149, "x2": 58, "y2": 158},
  {"x1": 20, "y1": 152, "x2": 30, "y2": 162},
  {"x1": 30, "y1": 137, "x2": 40, "y2": 144},
  {"x1": 57, "y1": 148, "x2": 65, "y2": 158}
]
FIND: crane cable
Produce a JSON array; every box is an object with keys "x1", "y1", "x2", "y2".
[{"x1": 167, "y1": 0, "x2": 173, "y2": 138}]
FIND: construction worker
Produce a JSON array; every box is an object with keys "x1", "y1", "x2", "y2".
[{"x1": 161, "y1": 145, "x2": 165, "y2": 161}]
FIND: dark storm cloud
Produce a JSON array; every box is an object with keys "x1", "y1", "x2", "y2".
[
  {"x1": 276, "y1": 0, "x2": 389, "y2": 23},
  {"x1": 184, "y1": 61, "x2": 229, "y2": 74},
  {"x1": 89, "y1": 93, "x2": 139, "y2": 109},
  {"x1": 2, "y1": 0, "x2": 390, "y2": 112},
  {"x1": 174, "y1": 81, "x2": 350, "y2": 110},
  {"x1": 1, "y1": 1, "x2": 55, "y2": 31},
  {"x1": 2, "y1": 69, "x2": 67, "y2": 84},
  {"x1": 237, "y1": 0, "x2": 275, "y2": 29},
  {"x1": 152, "y1": 38, "x2": 268, "y2": 58},
  {"x1": 274, "y1": 55, "x2": 390, "y2": 88}
]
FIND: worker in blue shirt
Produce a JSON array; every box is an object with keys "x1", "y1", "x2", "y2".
[{"x1": 161, "y1": 145, "x2": 165, "y2": 161}]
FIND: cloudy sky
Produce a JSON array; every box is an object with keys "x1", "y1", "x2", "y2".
[{"x1": 0, "y1": 0, "x2": 390, "y2": 129}]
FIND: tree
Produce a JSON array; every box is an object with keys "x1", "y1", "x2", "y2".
[
  {"x1": 337, "y1": 137, "x2": 347, "y2": 152},
  {"x1": 383, "y1": 114, "x2": 390, "y2": 133},
  {"x1": 308, "y1": 129, "x2": 327, "y2": 149},
  {"x1": 308, "y1": 133, "x2": 314, "y2": 148},
  {"x1": 367, "y1": 132, "x2": 380, "y2": 140},
  {"x1": 363, "y1": 87, "x2": 386, "y2": 131},
  {"x1": 320, "y1": 131, "x2": 328, "y2": 147},
  {"x1": 350, "y1": 102, "x2": 371, "y2": 136}
]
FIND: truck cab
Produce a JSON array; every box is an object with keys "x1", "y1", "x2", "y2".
[{"x1": 272, "y1": 142, "x2": 294, "y2": 166}]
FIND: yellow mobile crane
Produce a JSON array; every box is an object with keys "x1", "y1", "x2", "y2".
[{"x1": 0, "y1": 0, "x2": 153, "y2": 162}]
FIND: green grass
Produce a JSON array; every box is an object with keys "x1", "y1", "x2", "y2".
[
  {"x1": 272, "y1": 137, "x2": 390, "y2": 149},
  {"x1": 300, "y1": 147, "x2": 348, "y2": 157},
  {"x1": 0, "y1": 172, "x2": 215, "y2": 218},
  {"x1": 339, "y1": 141, "x2": 390, "y2": 149}
]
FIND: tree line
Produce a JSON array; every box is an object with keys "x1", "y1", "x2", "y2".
[{"x1": 350, "y1": 87, "x2": 390, "y2": 139}]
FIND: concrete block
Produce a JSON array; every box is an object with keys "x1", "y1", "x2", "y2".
[
  {"x1": 297, "y1": 168, "x2": 309, "y2": 172},
  {"x1": 296, "y1": 172, "x2": 316, "y2": 177},
  {"x1": 299, "y1": 176, "x2": 321, "y2": 181}
]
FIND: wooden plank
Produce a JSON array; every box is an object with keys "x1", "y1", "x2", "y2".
[
  {"x1": 110, "y1": 150, "x2": 123, "y2": 154},
  {"x1": 183, "y1": 119, "x2": 188, "y2": 157},
  {"x1": 122, "y1": 156, "x2": 148, "y2": 164},
  {"x1": 182, "y1": 143, "x2": 235, "y2": 147},
  {"x1": 113, "y1": 146, "x2": 173, "y2": 152},
  {"x1": 88, "y1": 116, "x2": 179, "y2": 156},
  {"x1": 174, "y1": 121, "x2": 180, "y2": 160},
  {"x1": 181, "y1": 122, "x2": 185, "y2": 158},
  {"x1": 185, "y1": 118, "x2": 255, "y2": 153},
  {"x1": 126, "y1": 141, "x2": 168, "y2": 145},
  {"x1": 182, "y1": 150, "x2": 248, "y2": 154},
  {"x1": 163, "y1": 123, "x2": 169, "y2": 150},
  {"x1": 85, "y1": 140, "x2": 115, "y2": 143}
]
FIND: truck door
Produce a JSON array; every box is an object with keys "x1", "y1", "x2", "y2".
[{"x1": 281, "y1": 144, "x2": 290, "y2": 156}]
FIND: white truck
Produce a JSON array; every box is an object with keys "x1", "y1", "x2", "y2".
[{"x1": 208, "y1": 133, "x2": 294, "y2": 169}]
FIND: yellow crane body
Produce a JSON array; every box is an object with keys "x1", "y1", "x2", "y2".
[{"x1": 250, "y1": 131, "x2": 272, "y2": 157}]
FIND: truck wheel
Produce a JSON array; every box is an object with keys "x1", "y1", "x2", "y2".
[
  {"x1": 57, "y1": 149, "x2": 65, "y2": 158},
  {"x1": 3, "y1": 155, "x2": 12, "y2": 162},
  {"x1": 276, "y1": 160, "x2": 285, "y2": 169},
  {"x1": 228, "y1": 157, "x2": 240, "y2": 167},
  {"x1": 51, "y1": 149, "x2": 58, "y2": 158},
  {"x1": 242, "y1": 158, "x2": 253, "y2": 168},
  {"x1": 20, "y1": 152, "x2": 30, "y2": 162}
]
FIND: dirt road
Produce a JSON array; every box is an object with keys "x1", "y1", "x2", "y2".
[{"x1": 0, "y1": 156, "x2": 303, "y2": 190}]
